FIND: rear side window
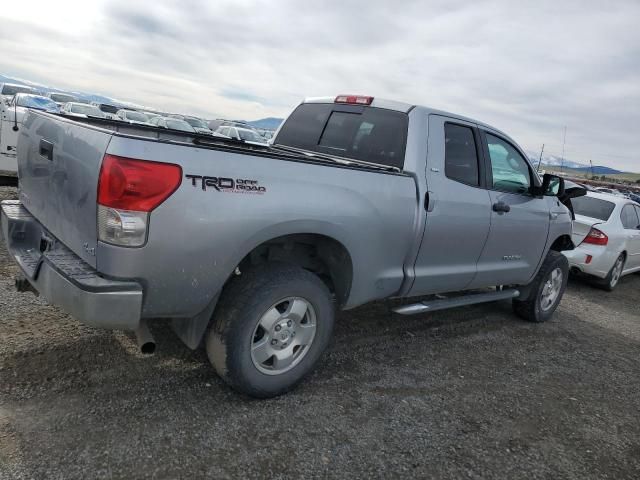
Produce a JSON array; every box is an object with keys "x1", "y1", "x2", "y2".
[
  {"x1": 620, "y1": 204, "x2": 640, "y2": 229},
  {"x1": 445, "y1": 123, "x2": 479, "y2": 186},
  {"x1": 572, "y1": 196, "x2": 616, "y2": 221},
  {"x1": 275, "y1": 103, "x2": 408, "y2": 169}
]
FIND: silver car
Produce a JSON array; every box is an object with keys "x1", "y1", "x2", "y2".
[
  {"x1": 149, "y1": 116, "x2": 196, "y2": 132},
  {"x1": 564, "y1": 191, "x2": 640, "y2": 290}
]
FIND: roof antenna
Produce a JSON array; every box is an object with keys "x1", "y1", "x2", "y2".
[
  {"x1": 12, "y1": 95, "x2": 19, "y2": 132},
  {"x1": 536, "y1": 143, "x2": 545, "y2": 172},
  {"x1": 559, "y1": 126, "x2": 567, "y2": 173}
]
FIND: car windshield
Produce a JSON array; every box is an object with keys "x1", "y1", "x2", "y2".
[
  {"x1": 125, "y1": 111, "x2": 149, "y2": 122},
  {"x1": 70, "y1": 104, "x2": 105, "y2": 117},
  {"x1": 238, "y1": 129, "x2": 264, "y2": 142},
  {"x1": 16, "y1": 95, "x2": 59, "y2": 112},
  {"x1": 275, "y1": 103, "x2": 408, "y2": 169},
  {"x1": 49, "y1": 93, "x2": 76, "y2": 103},
  {"x1": 184, "y1": 117, "x2": 207, "y2": 129},
  {"x1": 166, "y1": 119, "x2": 195, "y2": 132},
  {"x1": 572, "y1": 196, "x2": 616, "y2": 221},
  {"x1": 2, "y1": 85, "x2": 35, "y2": 96}
]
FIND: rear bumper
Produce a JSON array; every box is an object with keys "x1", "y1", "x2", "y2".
[
  {"x1": 0, "y1": 153, "x2": 17, "y2": 176},
  {"x1": 1, "y1": 200, "x2": 143, "y2": 330},
  {"x1": 563, "y1": 244, "x2": 616, "y2": 279}
]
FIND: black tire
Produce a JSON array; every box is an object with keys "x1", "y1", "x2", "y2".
[
  {"x1": 513, "y1": 250, "x2": 569, "y2": 323},
  {"x1": 595, "y1": 254, "x2": 625, "y2": 292},
  {"x1": 206, "y1": 263, "x2": 335, "y2": 398}
]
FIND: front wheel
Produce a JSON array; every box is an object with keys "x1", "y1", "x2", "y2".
[
  {"x1": 206, "y1": 263, "x2": 335, "y2": 398},
  {"x1": 513, "y1": 251, "x2": 569, "y2": 323}
]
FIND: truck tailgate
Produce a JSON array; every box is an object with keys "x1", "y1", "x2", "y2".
[{"x1": 17, "y1": 111, "x2": 112, "y2": 267}]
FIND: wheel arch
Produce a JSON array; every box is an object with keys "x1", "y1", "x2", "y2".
[
  {"x1": 235, "y1": 232, "x2": 354, "y2": 307},
  {"x1": 172, "y1": 222, "x2": 355, "y2": 350},
  {"x1": 549, "y1": 234, "x2": 575, "y2": 252}
]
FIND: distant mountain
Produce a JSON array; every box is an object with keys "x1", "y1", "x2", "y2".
[
  {"x1": 526, "y1": 151, "x2": 588, "y2": 169},
  {"x1": 525, "y1": 150, "x2": 626, "y2": 175},
  {"x1": 573, "y1": 166, "x2": 623, "y2": 175},
  {"x1": 247, "y1": 117, "x2": 283, "y2": 130},
  {"x1": 0, "y1": 73, "x2": 128, "y2": 107}
]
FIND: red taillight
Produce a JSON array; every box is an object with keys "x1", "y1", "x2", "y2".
[
  {"x1": 334, "y1": 95, "x2": 374, "y2": 105},
  {"x1": 582, "y1": 227, "x2": 608, "y2": 246},
  {"x1": 98, "y1": 154, "x2": 182, "y2": 212}
]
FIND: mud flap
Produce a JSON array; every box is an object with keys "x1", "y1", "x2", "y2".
[{"x1": 171, "y1": 292, "x2": 220, "y2": 350}]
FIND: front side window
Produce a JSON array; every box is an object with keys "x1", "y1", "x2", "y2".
[
  {"x1": 620, "y1": 204, "x2": 639, "y2": 229},
  {"x1": 485, "y1": 133, "x2": 531, "y2": 195},
  {"x1": 445, "y1": 123, "x2": 479, "y2": 186}
]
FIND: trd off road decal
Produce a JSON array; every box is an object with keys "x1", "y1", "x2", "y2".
[{"x1": 185, "y1": 175, "x2": 266, "y2": 194}]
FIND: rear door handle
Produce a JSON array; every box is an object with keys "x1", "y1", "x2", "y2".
[
  {"x1": 424, "y1": 191, "x2": 435, "y2": 212},
  {"x1": 39, "y1": 139, "x2": 53, "y2": 161},
  {"x1": 492, "y1": 202, "x2": 510, "y2": 213}
]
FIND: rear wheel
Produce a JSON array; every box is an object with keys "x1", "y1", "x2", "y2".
[
  {"x1": 206, "y1": 263, "x2": 334, "y2": 398},
  {"x1": 597, "y1": 254, "x2": 625, "y2": 291},
  {"x1": 513, "y1": 251, "x2": 569, "y2": 322}
]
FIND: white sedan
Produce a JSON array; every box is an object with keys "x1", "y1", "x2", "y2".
[{"x1": 564, "y1": 191, "x2": 640, "y2": 290}]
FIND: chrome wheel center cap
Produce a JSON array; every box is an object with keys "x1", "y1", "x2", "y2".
[{"x1": 279, "y1": 329, "x2": 291, "y2": 342}]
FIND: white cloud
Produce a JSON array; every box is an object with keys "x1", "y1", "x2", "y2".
[{"x1": 0, "y1": 0, "x2": 638, "y2": 170}]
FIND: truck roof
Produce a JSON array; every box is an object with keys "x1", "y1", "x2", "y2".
[{"x1": 303, "y1": 95, "x2": 511, "y2": 140}]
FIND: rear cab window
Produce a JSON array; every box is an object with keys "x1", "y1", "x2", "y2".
[
  {"x1": 572, "y1": 196, "x2": 616, "y2": 221},
  {"x1": 445, "y1": 123, "x2": 480, "y2": 186},
  {"x1": 275, "y1": 103, "x2": 408, "y2": 169}
]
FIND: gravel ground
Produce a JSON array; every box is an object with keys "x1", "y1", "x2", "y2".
[{"x1": 0, "y1": 185, "x2": 639, "y2": 479}]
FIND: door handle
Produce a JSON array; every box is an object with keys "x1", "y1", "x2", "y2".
[
  {"x1": 424, "y1": 191, "x2": 436, "y2": 212},
  {"x1": 39, "y1": 139, "x2": 53, "y2": 161},
  {"x1": 492, "y1": 202, "x2": 510, "y2": 213}
]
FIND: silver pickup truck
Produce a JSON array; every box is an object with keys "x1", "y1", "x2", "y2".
[{"x1": 1, "y1": 95, "x2": 583, "y2": 397}]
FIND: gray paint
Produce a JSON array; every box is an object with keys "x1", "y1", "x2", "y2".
[
  {"x1": 7, "y1": 100, "x2": 572, "y2": 333},
  {"x1": 17, "y1": 112, "x2": 110, "y2": 267}
]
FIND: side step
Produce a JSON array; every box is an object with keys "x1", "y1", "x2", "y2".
[{"x1": 392, "y1": 289, "x2": 520, "y2": 315}]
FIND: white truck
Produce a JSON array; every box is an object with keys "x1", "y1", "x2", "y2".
[{"x1": 0, "y1": 93, "x2": 59, "y2": 181}]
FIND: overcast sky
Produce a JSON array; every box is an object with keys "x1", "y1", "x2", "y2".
[{"x1": 0, "y1": 0, "x2": 638, "y2": 170}]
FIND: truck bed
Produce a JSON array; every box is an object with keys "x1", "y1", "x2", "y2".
[{"x1": 13, "y1": 110, "x2": 417, "y2": 322}]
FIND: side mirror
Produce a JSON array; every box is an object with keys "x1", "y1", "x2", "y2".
[
  {"x1": 563, "y1": 182, "x2": 587, "y2": 200},
  {"x1": 539, "y1": 173, "x2": 565, "y2": 197}
]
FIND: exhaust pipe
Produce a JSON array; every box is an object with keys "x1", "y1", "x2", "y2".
[
  {"x1": 15, "y1": 275, "x2": 38, "y2": 295},
  {"x1": 135, "y1": 320, "x2": 156, "y2": 354}
]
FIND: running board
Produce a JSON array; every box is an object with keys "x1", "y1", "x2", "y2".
[{"x1": 392, "y1": 289, "x2": 520, "y2": 315}]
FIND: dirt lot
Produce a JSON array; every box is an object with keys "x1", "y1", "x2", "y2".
[{"x1": 0, "y1": 185, "x2": 639, "y2": 479}]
